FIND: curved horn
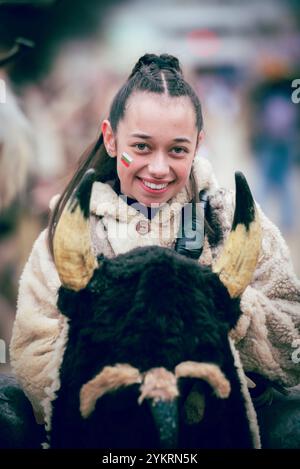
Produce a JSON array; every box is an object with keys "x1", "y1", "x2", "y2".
[
  {"x1": 53, "y1": 169, "x2": 98, "y2": 291},
  {"x1": 213, "y1": 172, "x2": 262, "y2": 298},
  {"x1": 80, "y1": 364, "x2": 142, "y2": 418},
  {"x1": 175, "y1": 361, "x2": 230, "y2": 398}
]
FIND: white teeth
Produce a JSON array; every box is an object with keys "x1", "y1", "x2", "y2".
[{"x1": 143, "y1": 180, "x2": 168, "y2": 190}]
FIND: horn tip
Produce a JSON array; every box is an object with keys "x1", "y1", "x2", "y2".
[
  {"x1": 232, "y1": 171, "x2": 256, "y2": 231},
  {"x1": 70, "y1": 169, "x2": 96, "y2": 219}
]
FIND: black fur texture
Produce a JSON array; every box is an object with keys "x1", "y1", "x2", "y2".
[{"x1": 51, "y1": 246, "x2": 254, "y2": 448}]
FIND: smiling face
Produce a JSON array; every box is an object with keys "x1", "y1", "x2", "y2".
[{"x1": 102, "y1": 92, "x2": 201, "y2": 207}]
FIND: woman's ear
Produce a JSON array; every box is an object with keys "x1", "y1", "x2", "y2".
[{"x1": 102, "y1": 120, "x2": 117, "y2": 157}]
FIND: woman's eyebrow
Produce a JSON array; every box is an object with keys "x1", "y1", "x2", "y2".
[
  {"x1": 130, "y1": 132, "x2": 152, "y2": 139},
  {"x1": 173, "y1": 137, "x2": 192, "y2": 143},
  {"x1": 130, "y1": 133, "x2": 192, "y2": 144}
]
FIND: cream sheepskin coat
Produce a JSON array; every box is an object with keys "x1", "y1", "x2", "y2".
[{"x1": 10, "y1": 156, "x2": 300, "y2": 422}]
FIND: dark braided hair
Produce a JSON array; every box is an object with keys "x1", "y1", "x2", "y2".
[
  {"x1": 128, "y1": 53, "x2": 182, "y2": 77},
  {"x1": 109, "y1": 53, "x2": 202, "y2": 132},
  {"x1": 48, "y1": 53, "x2": 203, "y2": 255}
]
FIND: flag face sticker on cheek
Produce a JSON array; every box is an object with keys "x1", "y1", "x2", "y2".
[{"x1": 121, "y1": 152, "x2": 133, "y2": 168}]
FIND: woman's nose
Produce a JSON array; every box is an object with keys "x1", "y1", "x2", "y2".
[{"x1": 148, "y1": 153, "x2": 169, "y2": 178}]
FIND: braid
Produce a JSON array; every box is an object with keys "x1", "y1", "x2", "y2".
[
  {"x1": 134, "y1": 64, "x2": 164, "y2": 94},
  {"x1": 128, "y1": 53, "x2": 183, "y2": 79}
]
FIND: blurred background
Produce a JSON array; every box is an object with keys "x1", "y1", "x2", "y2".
[{"x1": 0, "y1": 0, "x2": 299, "y2": 371}]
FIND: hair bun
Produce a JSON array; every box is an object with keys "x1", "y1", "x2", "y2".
[{"x1": 129, "y1": 53, "x2": 183, "y2": 78}]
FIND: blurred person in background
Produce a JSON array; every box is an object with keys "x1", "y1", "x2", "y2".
[
  {"x1": 251, "y1": 80, "x2": 298, "y2": 232},
  {"x1": 0, "y1": 69, "x2": 36, "y2": 371}
]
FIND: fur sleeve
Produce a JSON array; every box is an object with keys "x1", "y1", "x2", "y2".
[
  {"x1": 213, "y1": 191, "x2": 300, "y2": 387},
  {"x1": 9, "y1": 229, "x2": 64, "y2": 421}
]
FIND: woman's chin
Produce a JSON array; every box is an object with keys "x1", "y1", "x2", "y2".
[{"x1": 137, "y1": 193, "x2": 170, "y2": 208}]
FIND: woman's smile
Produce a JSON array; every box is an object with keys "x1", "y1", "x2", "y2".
[{"x1": 138, "y1": 177, "x2": 173, "y2": 194}]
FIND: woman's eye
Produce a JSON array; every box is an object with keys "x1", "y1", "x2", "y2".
[
  {"x1": 172, "y1": 147, "x2": 187, "y2": 155},
  {"x1": 134, "y1": 143, "x2": 149, "y2": 151}
]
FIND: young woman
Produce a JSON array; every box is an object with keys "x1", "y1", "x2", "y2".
[{"x1": 9, "y1": 54, "x2": 300, "y2": 444}]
